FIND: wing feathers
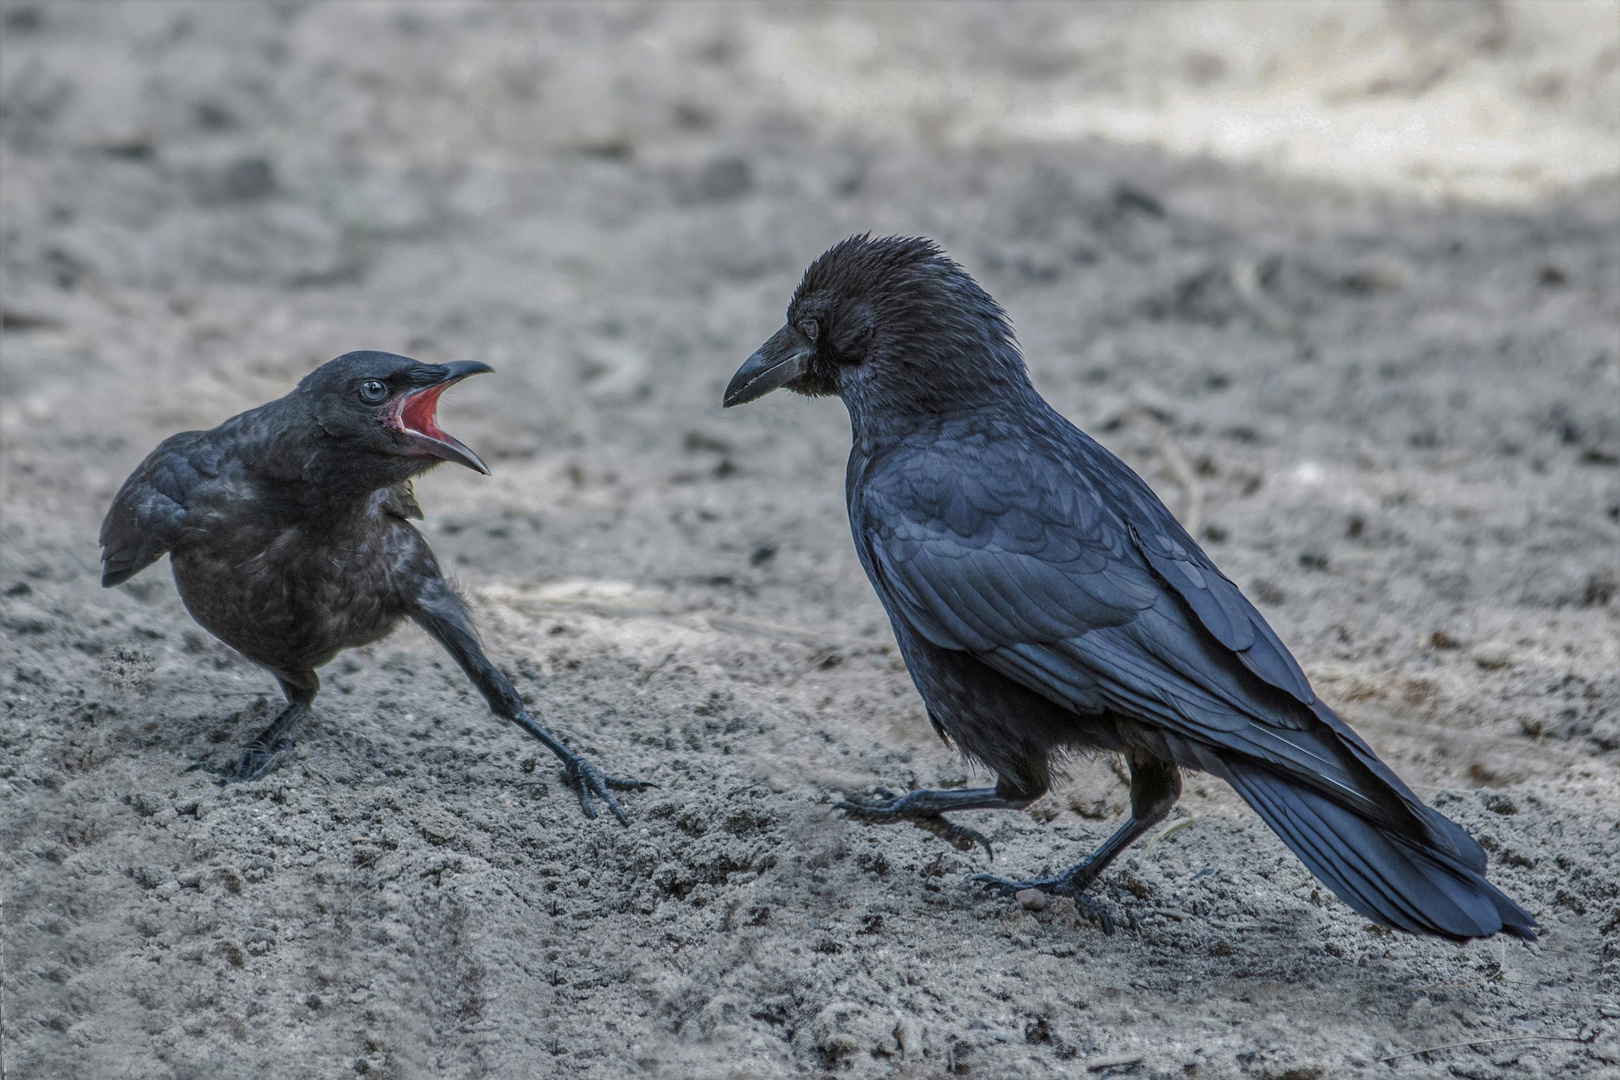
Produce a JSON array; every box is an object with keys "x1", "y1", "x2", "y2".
[
  {"x1": 861, "y1": 437, "x2": 1433, "y2": 832},
  {"x1": 1221, "y1": 759, "x2": 1535, "y2": 940},
  {"x1": 855, "y1": 425, "x2": 1535, "y2": 940},
  {"x1": 99, "y1": 434, "x2": 207, "y2": 588}
]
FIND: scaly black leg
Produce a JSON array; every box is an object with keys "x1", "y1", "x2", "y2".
[
  {"x1": 974, "y1": 755, "x2": 1182, "y2": 934},
  {"x1": 836, "y1": 786, "x2": 1033, "y2": 857},
  {"x1": 188, "y1": 672, "x2": 316, "y2": 784},
  {"x1": 413, "y1": 586, "x2": 650, "y2": 825}
]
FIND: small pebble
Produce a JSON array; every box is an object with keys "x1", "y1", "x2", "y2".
[{"x1": 1015, "y1": 888, "x2": 1048, "y2": 911}]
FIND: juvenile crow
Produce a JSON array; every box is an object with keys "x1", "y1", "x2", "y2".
[
  {"x1": 102, "y1": 351, "x2": 645, "y2": 822},
  {"x1": 724, "y1": 236, "x2": 1535, "y2": 940}
]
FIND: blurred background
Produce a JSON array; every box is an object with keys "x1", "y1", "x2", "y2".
[{"x1": 3, "y1": 0, "x2": 1617, "y2": 511}]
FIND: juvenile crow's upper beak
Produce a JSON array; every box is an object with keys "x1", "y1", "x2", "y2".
[
  {"x1": 434, "y1": 360, "x2": 496, "y2": 382},
  {"x1": 398, "y1": 361, "x2": 495, "y2": 474},
  {"x1": 724, "y1": 325, "x2": 813, "y2": 407}
]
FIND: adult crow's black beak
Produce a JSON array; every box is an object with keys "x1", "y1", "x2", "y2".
[
  {"x1": 398, "y1": 361, "x2": 495, "y2": 474},
  {"x1": 724, "y1": 325, "x2": 813, "y2": 407}
]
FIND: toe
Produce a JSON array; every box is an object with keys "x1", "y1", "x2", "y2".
[
  {"x1": 585, "y1": 771, "x2": 630, "y2": 825},
  {"x1": 914, "y1": 816, "x2": 991, "y2": 857},
  {"x1": 1081, "y1": 900, "x2": 1115, "y2": 936},
  {"x1": 971, "y1": 874, "x2": 1026, "y2": 896}
]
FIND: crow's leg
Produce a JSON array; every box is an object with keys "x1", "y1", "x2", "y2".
[
  {"x1": 412, "y1": 589, "x2": 650, "y2": 825},
  {"x1": 187, "y1": 671, "x2": 316, "y2": 784},
  {"x1": 836, "y1": 785, "x2": 1034, "y2": 857},
  {"x1": 974, "y1": 755, "x2": 1181, "y2": 934}
]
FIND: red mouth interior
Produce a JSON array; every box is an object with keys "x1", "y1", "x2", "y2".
[{"x1": 400, "y1": 383, "x2": 452, "y2": 442}]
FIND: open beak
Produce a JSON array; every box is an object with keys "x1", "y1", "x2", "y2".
[
  {"x1": 723, "y1": 324, "x2": 813, "y2": 407},
  {"x1": 397, "y1": 360, "x2": 494, "y2": 474}
]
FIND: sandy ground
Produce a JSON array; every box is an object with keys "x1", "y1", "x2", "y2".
[{"x1": 3, "y1": 4, "x2": 1619, "y2": 1079}]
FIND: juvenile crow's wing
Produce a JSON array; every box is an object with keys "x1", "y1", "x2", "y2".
[
  {"x1": 99, "y1": 433, "x2": 220, "y2": 587},
  {"x1": 379, "y1": 481, "x2": 424, "y2": 521}
]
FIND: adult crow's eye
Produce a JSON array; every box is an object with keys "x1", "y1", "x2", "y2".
[
  {"x1": 359, "y1": 380, "x2": 388, "y2": 403},
  {"x1": 799, "y1": 321, "x2": 819, "y2": 343}
]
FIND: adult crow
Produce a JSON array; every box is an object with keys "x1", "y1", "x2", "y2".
[
  {"x1": 724, "y1": 235, "x2": 1535, "y2": 940},
  {"x1": 101, "y1": 351, "x2": 645, "y2": 823}
]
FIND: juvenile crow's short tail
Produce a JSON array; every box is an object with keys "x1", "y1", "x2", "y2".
[{"x1": 1219, "y1": 759, "x2": 1537, "y2": 941}]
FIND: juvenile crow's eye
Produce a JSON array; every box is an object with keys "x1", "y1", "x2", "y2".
[
  {"x1": 799, "y1": 320, "x2": 819, "y2": 343},
  {"x1": 359, "y1": 380, "x2": 387, "y2": 403}
]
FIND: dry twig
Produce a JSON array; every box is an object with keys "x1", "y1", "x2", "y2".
[
  {"x1": 1123, "y1": 409, "x2": 1203, "y2": 536},
  {"x1": 1379, "y1": 1033, "x2": 1589, "y2": 1064},
  {"x1": 1140, "y1": 815, "x2": 1196, "y2": 858}
]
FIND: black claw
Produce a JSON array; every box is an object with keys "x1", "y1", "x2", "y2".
[
  {"x1": 186, "y1": 738, "x2": 294, "y2": 786},
  {"x1": 1080, "y1": 896, "x2": 1116, "y2": 935},
  {"x1": 560, "y1": 757, "x2": 644, "y2": 826},
  {"x1": 835, "y1": 789, "x2": 994, "y2": 857},
  {"x1": 971, "y1": 873, "x2": 1033, "y2": 898},
  {"x1": 915, "y1": 815, "x2": 994, "y2": 857}
]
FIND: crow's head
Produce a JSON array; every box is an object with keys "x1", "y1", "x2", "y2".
[
  {"x1": 724, "y1": 235, "x2": 1029, "y2": 418},
  {"x1": 297, "y1": 351, "x2": 493, "y2": 476}
]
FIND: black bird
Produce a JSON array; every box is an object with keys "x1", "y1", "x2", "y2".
[
  {"x1": 101, "y1": 351, "x2": 646, "y2": 822},
  {"x1": 724, "y1": 236, "x2": 1535, "y2": 940}
]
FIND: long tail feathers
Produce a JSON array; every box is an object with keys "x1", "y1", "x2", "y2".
[{"x1": 1219, "y1": 759, "x2": 1537, "y2": 941}]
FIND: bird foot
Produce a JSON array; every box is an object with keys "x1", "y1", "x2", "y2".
[
  {"x1": 835, "y1": 787, "x2": 994, "y2": 858},
  {"x1": 185, "y1": 738, "x2": 295, "y2": 786},
  {"x1": 972, "y1": 871, "x2": 1115, "y2": 934},
  {"x1": 560, "y1": 755, "x2": 653, "y2": 826}
]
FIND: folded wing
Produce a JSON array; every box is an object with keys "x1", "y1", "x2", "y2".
[
  {"x1": 855, "y1": 430, "x2": 1533, "y2": 939},
  {"x1": 99, "y1": 433, "x2": 216, "y2": 587}
]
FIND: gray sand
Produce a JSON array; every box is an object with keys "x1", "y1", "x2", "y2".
[{"x1": 3, "y1": 5, "x2": 1618, "y2": 1079}]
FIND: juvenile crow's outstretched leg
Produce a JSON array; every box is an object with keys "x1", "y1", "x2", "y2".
[
  {"x1": 836, "y1": 785, "x2": 1034, "y2": 857},
  {"x1": 974, "y1": 755, "x2": 1182, "y2": 934},
  {"x1": 412, "y1": 587, "x2": 650, "y2": 824},
  {"x1": 188, "y1": 671, "x2": 317, "y2": 784}
]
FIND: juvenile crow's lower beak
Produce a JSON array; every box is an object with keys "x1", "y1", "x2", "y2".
[
  {"x1": 399, "y1": 361, "x2": 495, "y2": 474},
  {"x1": 724, "y1": 325, "x2": 812, "y2": 407}
]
